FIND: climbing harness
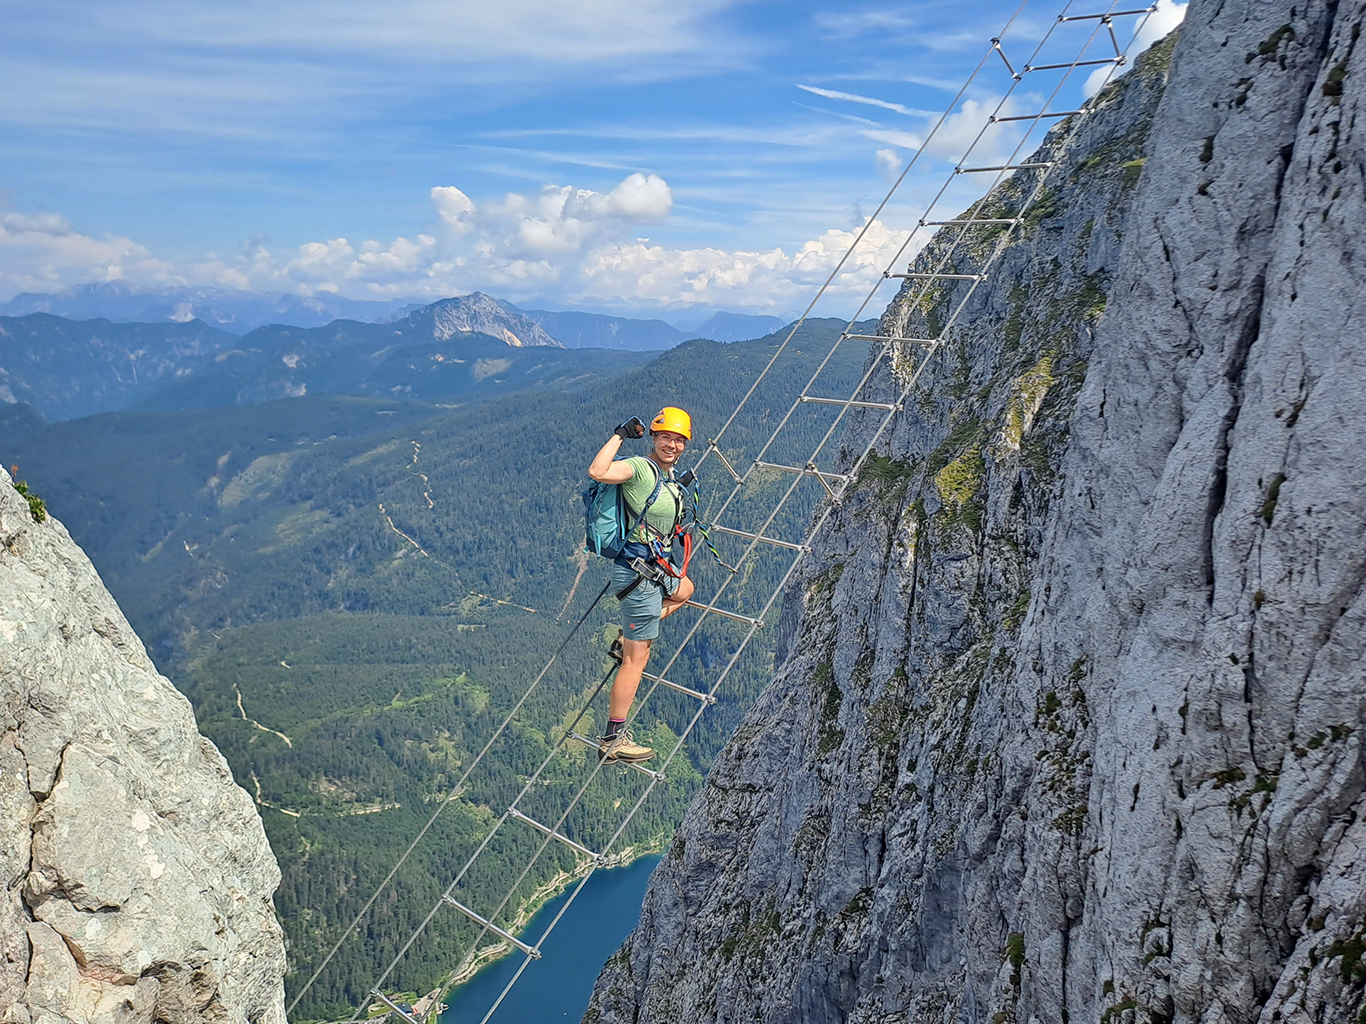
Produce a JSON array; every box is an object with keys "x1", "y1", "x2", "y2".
[
  {"x1": 594, "y1": 456, "x2": 692, "y2": 600},
  {"x1": 679, "y1": 470, "x2": 739, "y2": 575},
  {"x1": 614, "y1": 555, "x2": 673, "y2": 601}
]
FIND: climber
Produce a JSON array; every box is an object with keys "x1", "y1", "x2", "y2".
[{"x1": 587, "y1": 407, "x2": 696, "y2": 763}]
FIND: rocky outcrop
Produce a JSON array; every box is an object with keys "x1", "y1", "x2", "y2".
[
  {"x1": 0, "y1": 468, "x2": 285, "y2": 1024},
  {"x1": 585, "y1": 1, "x2": 1366, "y2": 1022},
  {"x1": 402, "y1": 293, "x2": 563, "y2": 347}
]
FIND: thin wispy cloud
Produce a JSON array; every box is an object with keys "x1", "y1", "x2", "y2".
[
  {"x1": 1, "y1": 0, "x2": 752, "y2": 148},
  {"x1": 861, "y1": 129, "x2": 925, "y2": 151},
  {"x1": 796, "y1": 85, "x2": 936, "y2": 118},
  {"x1": 792, "y1": 103, "x2": 881, "y2": 127},
  {"x1": 812, "y1": 5, "x2": 927, "y2": 39},
  {"x1": 0, "y1": 0, "x2": 1180, "y2": 315}
]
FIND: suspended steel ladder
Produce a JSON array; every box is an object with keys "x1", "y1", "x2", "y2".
[{"x1": 287, "y1": 1, "x2": 1161, "y2": 1020}]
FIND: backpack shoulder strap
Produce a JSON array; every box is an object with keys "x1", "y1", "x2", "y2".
[{"x1": 623, "y1": 458, "x2": 666, "y2": 538}]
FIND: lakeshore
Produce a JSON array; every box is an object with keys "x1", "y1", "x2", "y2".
[
  {"x1": 439, "y1": 853, "x2": 663, "y2": 1023},
  {"x1": 368, "y1": 838, "x2": 669, "y2": 1021},
  {"x1": 443, "y1": 836, "x2": 665, "y2": 992}
]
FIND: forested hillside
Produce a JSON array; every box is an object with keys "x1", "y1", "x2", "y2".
[
  {"x1": 7, "y1": 319, "x2": 871, "y2": 1017},
  {"x1": 0, "y1": 314, "x2": 235, "y2": 419},
  {"x1": 0, "y1": 306, "x2": 656, "y2": 422}
]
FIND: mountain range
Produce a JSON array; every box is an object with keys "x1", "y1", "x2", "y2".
[
  {"x1": 0, "y1": 281, "x2": 790, "y2": 346},
  {"x1": 0, "y1": 281, "x2": 410, "y2": 333},
  {"x1": 0, "y1": 292, "x2": 823, "y2": 422}
]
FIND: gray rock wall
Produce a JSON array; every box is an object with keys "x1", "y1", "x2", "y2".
[
  {"x1": 0, "y1": 468, "x2": 285, "y2": 1024},
  {"x1": 584, "y1": 1, "x2": 1366, "y2": 1021}
]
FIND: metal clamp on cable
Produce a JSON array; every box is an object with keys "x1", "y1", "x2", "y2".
[{"x1": 615, "y1": 556, "x2": 670, "y2": 601}]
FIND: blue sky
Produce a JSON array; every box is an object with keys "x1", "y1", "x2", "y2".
[{"x1": 0, "y1": 0, "x2": 1184, "y2": 317}]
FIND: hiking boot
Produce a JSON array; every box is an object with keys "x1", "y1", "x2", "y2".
[
  {"x1": 598, "y1": 730, "x2": 653, "y2": 763},
  {"x1": 608, "y1": 631, "x2": 624, "y2": 666}
]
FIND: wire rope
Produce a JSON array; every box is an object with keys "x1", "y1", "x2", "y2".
[
  {"x1": 288, "y1": 1, "x2": 1161, "y2": 1018},
  {"x1": 285, "y1": 578, "x2": 613, "y2": 1016}
]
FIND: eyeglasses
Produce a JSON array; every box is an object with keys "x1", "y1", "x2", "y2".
[{"x1": 653, "y1": 434, "x2": 687, "y2": 448}]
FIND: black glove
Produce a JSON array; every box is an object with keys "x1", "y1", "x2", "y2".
[
  {"x1": 614, "y1": 416, "x2": 645, "y2": 440},
  {"x1": 676, "y1": 469, "x2": 696, "y2": 488}
]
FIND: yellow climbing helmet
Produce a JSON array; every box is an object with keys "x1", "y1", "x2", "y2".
[{"x1": 650, "y1": 406, "x2": 692, "y2": 440}]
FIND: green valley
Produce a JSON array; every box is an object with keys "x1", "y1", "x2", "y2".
[{"x1": 7, "y1": 320, "x2": 871, "y2": 1017}]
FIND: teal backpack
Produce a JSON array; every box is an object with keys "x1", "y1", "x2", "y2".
[{"x1": 582, "y1": 462, "x2": 666, "y2": 561}]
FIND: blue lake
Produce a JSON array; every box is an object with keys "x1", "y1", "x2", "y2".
[{"x1": 439, "y1": 854, "x2": 661, "y2": 1024}]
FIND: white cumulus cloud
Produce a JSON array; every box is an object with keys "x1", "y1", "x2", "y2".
[
  {"x1": 407, "y1": 173, "x2": 917, "y2": 311},
  {"x1": 430, "y1": 173, "x2": 674, "y2": 261},
  {"x1": 0, "y1": 173, "x2": 926, "y2": 317},
  {"x1": 0, "y1": 209, "x2": 172, "y2": 297},
  {"x1": 875, "y1": 148, "x2": 902, "y2": 183},
  {"x1": 574, "y1": 217, "x2": 917, "y2": 312},
  {"x1": 432, "y1": 186, "x2": 476, "y2": 231}
]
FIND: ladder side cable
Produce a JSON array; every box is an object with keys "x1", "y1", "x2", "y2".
[
  {"x1": 475, "y1": 13, "x2": 1161, "y2": 1019},
  {"x1": 461, "y1": 8, "x2": 1152, "y2": 1021},
  {"x1": 291, "y1": 0, "x2": 1158, "y2": 1017},
  {"x1": 290, "y1": 9, "x2": 1044, "y2": 1009}
]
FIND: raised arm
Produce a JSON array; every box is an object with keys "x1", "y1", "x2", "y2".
[{"x1": 589, "y1": 433, "x2": 635, "y2": 483}]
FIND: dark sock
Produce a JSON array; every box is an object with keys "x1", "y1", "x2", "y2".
[{"x1": 605, "y1": 717, "x2": 626, "y2": 740}]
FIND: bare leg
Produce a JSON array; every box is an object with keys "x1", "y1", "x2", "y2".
[
  {"x1": 659, "y1": 575, "x2": 694, "y2": 622},
  {"x1": 610, "y1": 638, "x2": 652, "y2": 721},
  {"x1": 609, "y1": 577, "x2": 691, "y2": 723}
]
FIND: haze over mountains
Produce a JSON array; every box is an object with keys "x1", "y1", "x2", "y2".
[
  {"x1": 0, "y1": 281, "x2": 411, "y2": 333},
  {"x1": 0, "y1": 291, "x2": 799, "y2": 422},
  {"x1": 0, "y1": 282, "x2": 788, "y2": 345}
]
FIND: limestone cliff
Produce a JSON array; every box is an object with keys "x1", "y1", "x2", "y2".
[
  {"x1": 0, "y1": 469, "x2": 286, "y2": 1024},
  {"x1": 585, "y1": 1, "x2": 1366, "y2": 1022}
]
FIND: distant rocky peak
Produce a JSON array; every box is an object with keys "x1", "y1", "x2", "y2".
[{"x1": 406, "y1": 292, "x2": 564, "y2": 348}]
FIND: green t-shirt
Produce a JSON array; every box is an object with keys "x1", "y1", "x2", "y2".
[{"x1": 620, "y1": 456, "x2": 683, "y2": 544}]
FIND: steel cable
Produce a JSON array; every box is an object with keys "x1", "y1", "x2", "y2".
[{"x1": 289, "y1": 1, "x2": 1160, "y2": 1017}]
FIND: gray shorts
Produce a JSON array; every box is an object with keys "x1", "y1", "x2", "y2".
[{"x1": 611, "y1": 560, "x2": 680, "y2": 642}]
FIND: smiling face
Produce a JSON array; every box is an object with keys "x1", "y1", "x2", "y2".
[{"x1": 650, "y1": 430, "x2": 687, "y2": 468}]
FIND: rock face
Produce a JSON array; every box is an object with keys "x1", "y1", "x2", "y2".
[
  {"x1": 0, "y1": 468, "x2": 286, "y2": 1024},
  {"x1": 585, "y1": 2, "x2": 1366, "y2": 1022},
  {"x1": 402, "y1": 293, "x2": 563, "y2": 348}
]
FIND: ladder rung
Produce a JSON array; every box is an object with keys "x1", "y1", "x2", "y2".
[
  {"x1": 752, "y1": 460, "x2": 851, "y2": 485},
  {"x1": 507, "y1": 807, "x2": 600, "y2": 860},
  {"x1": 843, "y1": 333, "x2": 938, "y2": 346},
  {"x1": 921, "y1": 218, "x2": 1021, "y2": 226},
  {"x1": 683, "y1": 601, "x2": 766, "y2": 628},
  {"x1": 642, "y1": 671, "x2": 716, "y2": 704},
  {"x1": 567, "y1": 732, "x2": 667, "y2": 779},
  {"x1": 440, "y1": 896, "x2": 541, "y2": 958},
  {"x1": 992, "y1": 110, "x2": 1082, "y2": 122},
  {"x1": 888, "y1": 273, "x2": 983, "y2": 281},
  {"x1": 1059, "y1": 7, "x2": 1154, "y2": 20},
  {"x1": 710, "y1": 524, "x2": 808, "y2": 552},
  {"x1": 369, "y1": 992, "x2": 422, "y2": 1024},
  {"x1": 1026, "y1": 57, "x2": 1124, "y2": 71},
  {"x1": 955, "y1": 163, "x2": 1053, "y2": 173},
  {"x1": 799, "y1": 395, "x2": 899, "y2": 411}
]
